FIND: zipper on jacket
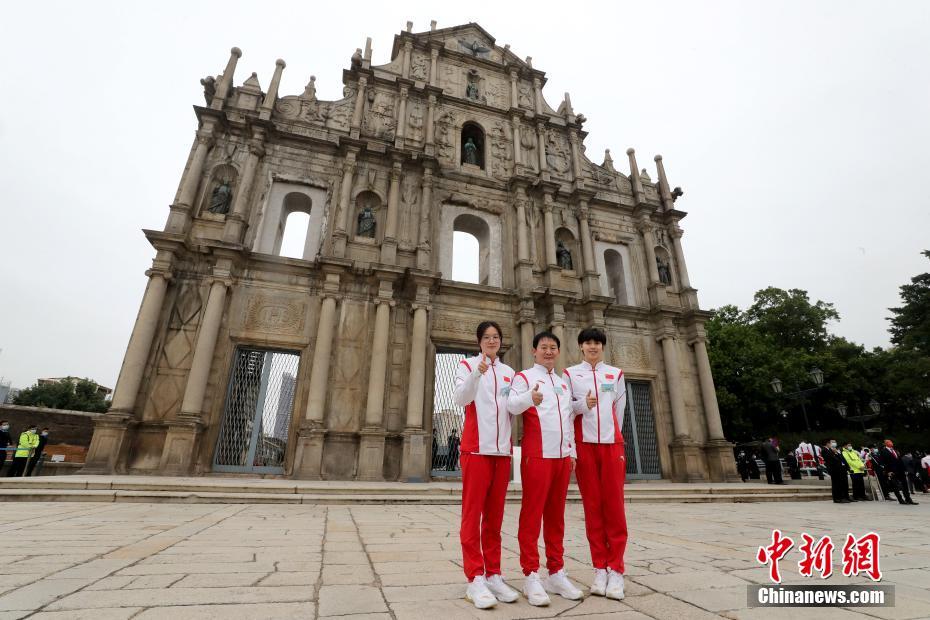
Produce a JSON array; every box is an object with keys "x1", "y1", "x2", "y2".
[
  {"x1": 492, "y1": 363, "x2": 500, "y2": 453},
  {"x1": 548, "y1": 372, "x2": 563, "y2": 458},
  {"x1": 592, "y1": 367, "x2": 601, "y2": 444}
]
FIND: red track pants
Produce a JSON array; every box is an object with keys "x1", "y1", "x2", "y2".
[
  {"x1": 575, "y1": 441, "x2": 627, "y2": 573},
  {"x1": 518, "y1": 456, "x2": 572, "y2": 576},
  {"x1": 460, "y1": 453, "x2": 511, "y2": 581}
]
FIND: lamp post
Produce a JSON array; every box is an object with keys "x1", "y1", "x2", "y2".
[
  {"x1": 780, "y1": 410, "x2": 790, "y2": 433},
  {"x1": 845, "y1": 399, "x2": 881, "y2": 434},
  {"x1": 771, "y1": 367, "x2": 825, "y2": 479}
]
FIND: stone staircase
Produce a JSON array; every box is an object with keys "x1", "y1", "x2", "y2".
[{"x1": 0, "y1": 476, "x2": 832, "y2": 504}]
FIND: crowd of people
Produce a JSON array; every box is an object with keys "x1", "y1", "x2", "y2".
[
  {"x1": 0, "y1": 421, "x2": 50, "y2": 477},
  {"x1": 453, "y1": 323, "x2": 628, "y2": 610},
  {"x1": 736, "y1": 436, "x2": 929, "y2": 505}
]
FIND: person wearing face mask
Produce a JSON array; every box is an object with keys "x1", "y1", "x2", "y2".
[
  {"x1": 841, "y1": 442, "x2": 867, "y2": 501},
  {"x1": 453, "y1": 321, "x2": 520, "y2": 609},
  {"x1": 26, "y1": 428, "x2": 49, "y2": 477},
  {"x1": 0, "y1": 421, "x2": 12, "y2": 475},
  {"x1": 878, "y1": 439, "x2": 919, "y2": 505},
  {"x1": 7, "y1": 425, "x2": 39, "y2": 477},
  {"x1": 822, "y1": 439, "x2": 851, "y2": 503}
]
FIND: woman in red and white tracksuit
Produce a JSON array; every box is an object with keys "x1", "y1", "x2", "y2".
[
  {"x1": 453, "y1": 320, "x2": 521, "y2": 609},
  {"x1": 507, "y1": 330, "x2": 583, "y2": 607},
  {"x1": 564, "y1": 326, "x2": 628, "y2": 601}
]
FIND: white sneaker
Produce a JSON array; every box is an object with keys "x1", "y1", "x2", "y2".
[
  {"x1": 606, "y1": 569, "x2": 625, "y2": 600},
  {"x1": 485, "y1": 574, "x2": 519, "y2": 603},
  {"x1": 544, "y1": 569, "x2": 583, "y2": 600},
  {"x1": 590, "y1": 568, "x2": 608, "y2": 596},
  {"x1": 465, "y1": 575, "x2": 497, "y2": 609},
  {"x1": 523, "y1": 572, "x2": 551, "y2": 606}
]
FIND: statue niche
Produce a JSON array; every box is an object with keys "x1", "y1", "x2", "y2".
[
  {"x1": 460, "y1": 122, "x2": 485, "y2": 169},
  {"x1": 202, "y1": 164, "x2": 237, "y2": 216},
  {"x1": 354, "y1": 190, "x2": 382, "y2": 240}
]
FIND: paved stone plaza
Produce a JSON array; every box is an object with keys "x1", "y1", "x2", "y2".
[{"x1": 0, "y1": 500, "x2": 926, "y2": 619}]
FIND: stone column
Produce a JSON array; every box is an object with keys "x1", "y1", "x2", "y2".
[
  {"x1": 532, "y1": 77, "x2": 543, "y2": 115},
  {"x1": 211, "y1": 47, "x2": 242, "y2": 110},
  {"x1": 693, "y1": 338, "x2": 724, "y2": 441},
  {"x1": 358, "y1": 285, "x2": 393, "y2": 481},
  {"x1": 429, "y1": 48, "x2": 439, "y2": 86},
  {"x1": 542, "y1": 193, "x2": 557, "y2": 268},
  {"x1": 395, "y1": 86, "x2": 408, "y2": 146},
  {"x1": 515, "y1": 191, "x2": 529, "y2": 264},
  {"x1": 258, "y1": 59, "x2": 286, "y2": 120},
  {"x1": 350, "y1": 76, "x2": 368, "y2": 138},
  {"x1": 659, "y1": 331, "x2": 706, "y2": 482},
  {"x1": 222, "y1": 132, "x2": 265, "y2": 244},
  {"x1": 333, "y1": 150, "x2": 358, "y2": 257},
  {"x1": 83, "y1": 264, "x2": 171, "y2": 474},
  {"x1": 401, "y1": 296, "x2": 430, "y2": 481},
  {"x1": 401, "y1": 41, "x2": 412, "y2": 78},
  {"x1": 509, "y1": 70, "x2": 519, "y2": 108},
  {"x1": 161, "y1": 271, "x2": 230, "y2": 475},
  {"x1": 536, "y1": 122, "x2": 547, "y2": 173},
  {"x1": 669, "y1": 226, "x2": 692, "y2": 289},
  {"x1": 626, "y1": 148, "x2": 646, "y2": 205},
  {"x1": 511, "y1": 114, "x2": 522, "y2": 167},
  {"x1": 165, "y1": 122, "x2": 215, "y2": 234},
  {"x1": 638, "y1": 218, "x2": 661, "y2": 284},
  {"x1": 380, "y1": 161, "x2": 402, "y2": 263},
  {"x1": 416, "y1": 168, "x2": 433, "y2": 269},
  {"x1": 425, "y1": 94, "x2": 436, "y2": 148},
  {"x1": 569, "y1": 132, "x2": 582, "y2": 180},
  {"x1": 576, "y1": 201, "x2": 601, "y2": 296},
  {"x1": 292, "y1": 274, "x2": 340, "y2": 479}
]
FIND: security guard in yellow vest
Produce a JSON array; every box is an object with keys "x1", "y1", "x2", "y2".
[{"x1": 7, "y1": 425, "x2": 39, "y2": 477}]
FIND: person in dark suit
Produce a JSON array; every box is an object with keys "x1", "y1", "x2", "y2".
[
  {"x1": 785, "y1": 452, "x2": 802, "y2": 480},
  {"x1": 761, "y1": 438, "x2": 784, "y2": 485},
  {"x1": 879, "y1": 439, "x2": 919, "y2": 505},
  {"x1": 0, "y1": 421, "x2": 11, "y2": 475},
  {"x1": 822, "y1": 439, "x2": 851, "y2": 503}
]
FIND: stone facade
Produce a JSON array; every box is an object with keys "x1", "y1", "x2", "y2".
[{"x1": 84, "y1": 22, "x2": 738, "y2": 482}]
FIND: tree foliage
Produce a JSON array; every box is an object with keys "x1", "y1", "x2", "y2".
[
  {"x1": 889, "y1": 250, "x2": 930, "y2": 356},
  {"x1": 13, "y1": 378, "x2": 110, "y2": 413}
]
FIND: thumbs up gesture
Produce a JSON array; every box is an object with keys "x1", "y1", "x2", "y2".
[
  {"x1": 478, "y1": 354, "x2": 489, "y2": 375},
  {"x1": 586, "y1": 389, "x2": 597, "y2": 409},
  {"x1": 531, "y1": 382, "x2": 544, "y2": 406}
]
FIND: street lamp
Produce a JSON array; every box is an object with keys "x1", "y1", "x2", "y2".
[
  {"x1": 780, "y1": 410, "x2": 790, "y2": 432},
  {"x1": 809, "y1": 367, "x2": 824, "y2": 386},
  {"x1": 837, "y1": 403, "x2": 848, "y2": 418},
  {"x1": 770, "y1": 378, "x2": 783, "y2": 394},
  {"x1": 770, "y1": 368, "x2": 826, "y2": 479},
  {"x1": 869, "y1": 400, "x2": 881, "y2": 415}
]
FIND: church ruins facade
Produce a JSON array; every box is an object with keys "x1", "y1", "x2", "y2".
[{"x1": 84, "y1": 22, "x2": 738, "y2": 482}]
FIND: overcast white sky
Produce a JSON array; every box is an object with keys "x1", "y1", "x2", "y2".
[{"x1": 1, "y1": 1, "x2": 928, "y2": 390}]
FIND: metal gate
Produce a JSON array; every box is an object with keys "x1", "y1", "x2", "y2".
[
  {"x1": 431, "y1": 350, "x2": 469, "y2": 476},
  {"x1": 622, "y1": 381, "x2": 661, "y2": 479},
  {"x1": 213, "y1": 348, "x2": 300, "y2": 474}
]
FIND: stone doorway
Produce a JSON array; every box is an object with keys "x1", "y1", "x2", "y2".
[
  {"x1": 622, "y1": 381, "x2": 661, "y2": 479},
  {"x1": 213, "y1": 348, "x2": 301, "y2": 474},
  {"x1": 430, "y1": 349, "x2": 470, "y2": 477}
]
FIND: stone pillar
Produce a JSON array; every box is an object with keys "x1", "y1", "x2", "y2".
[
  {"x1": 401, "y1": 296, "x2": 430, "y2": 481},
  {"x1": 509, "y1": 70, "x2": 519, "y2": 108},
  {"x1": 510, "y1": 115, "x2": 522, "y2": 167},
  {"x1": 83, "y1": 265, "x2": 171, "y2": 474},
  {"x1": 626, "y1": 148, "x2": 646, "y2": 205},
  {"x1": 222, "y1": 132, "x2": 265, "y2": 244},
  {"x1": 429, "y1": 48, "x2": 439, "y2": 86},
  {"x1": 576, "y1": 201, "x2": 600, "y2": 296},
  {"x1": 542, "y1": 193, "x2": 557, "y2": 268},
  {"x1": 519, "y1": 307, "x2": 536, "y2": 370},
  {"x1": 536, "y1": 122, "x2": 547, "y2": 173},
  {"x1": 658, "y1": 331, "x2": 706, "y2": 482},
  {"x1": 654, "y1": 154, "x2": 674, "y2": 208},
  {"x1": 258, "y1": 59, "x2": 286, "y2": 120},
  {"x1": 333, "y1": 150, "x2": 358, "y2": 257},
  {"x1": 358, "y1": 283, "x2": 393, "y2": 481},
  {"x1": 692, "y1": 338, "x2": 724, "y2": 441},
  {"x1": 401, "y1": 41, "x2": 412, "y2": 78},
  {"x1": 425, "y1": 94, "x2": 436, "y2": 149},
  {"x1": 380, "y1": 161, "x2": 402, "y2": 263},
  {"x1": 515, "y1": 191, "x2": 529, "y2": 264},
  {"x1": 165, "y1": 122, "x2": 215, "y2": 234},
  {"x1": 569, "y1": 132, "x2": 582, "y2": 181},
  {"x1": 350, "y1": 76, "x2": 368, "y2": 138},
  {"x1": 416, "y1": 168, "x2": 433, "y2": 269},
  {"x1": 669, "y1": 226, "x2": 692, "y2": 289},
  {"x1": 211, "y1": 47, "x2": 242, "y2": 110},
  {"x1": 395, "y1": 86, "x2": 408, "y2": 146},
  {"x1": 532, "y1": 76, "x2": 543, "y2": 115},
  {"x1": 292, "y1": 274, "x2": 340, "y2": 479},
  {"x1": 161, "y1": 271, "x2": 231, "y2": 475}
]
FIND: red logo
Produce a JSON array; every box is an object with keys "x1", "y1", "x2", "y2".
[
  {"x1": 798, "y1": 534, "x2": 834, "y2": 579},
  {"x1": 605, "y1": 374, "x2": 615, "y2": 379},
  {"x1": 842, "y1": 532, "x2": 882, "y2": 581},
  {"x1": 503, "y1": 376, "x2": 511, "y2": 383},
  {"x1": 757, "y1": 529, "x2": 794, "y2": 583}
]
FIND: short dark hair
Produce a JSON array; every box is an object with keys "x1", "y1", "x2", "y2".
[
  {"x1": 533, "y1": 331, "x2": 560, "y2": 349},
  {"x1": 577, "y1": 327, "x2": 607, "y2": 346},
  {"x1": 476, "y1": 321, "x2": 503, "y2": 344}
]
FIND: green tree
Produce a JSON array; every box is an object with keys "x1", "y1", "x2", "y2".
[
  {"x1": 13, "y1": 378, "x2": 110, "y2": 413},
  {"x1": 745, "y1": 287, "x2": 839, "y2": 353},
  {"x1": 889, "y1": 250, "x2": 930, "y2": 356}
]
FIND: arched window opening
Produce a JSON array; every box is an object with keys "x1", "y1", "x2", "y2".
[
  {"x1": 453, "y1": 213, "x2": 491, "y2": 285},
  {"x1": 555, "y1": 227, "x2": 578, "y2": 272},
  {"x1": 353, "y1": 190, "x2": 382, "y2": 241},
  {"x1": 273, "y1": 192, "x2": 313, "y2": 259},
  {"x1": 460, "y1": 122, "x2": 485, "y2": 169},
  {"x1": 604, "y1": 249, "x2": 628, "y2": 305}
]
